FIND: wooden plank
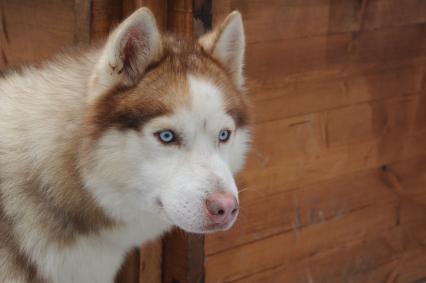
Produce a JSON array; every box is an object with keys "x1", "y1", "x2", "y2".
[
  {"x1": 0, "y1": 0, "x2": 75, "y2": 69},
  {"x1": 205, "y1": 191, "x2": 426, "y2": 282},
  {"x1": 213, "y1": 0, "x2": 426, "y2": 44},
  {"x1": 167, "y1": 0, "x2": 193, "y2": 37},
  {"x1": 115, "y1": 249, "x2": 140, "y2": 283},
  {"x1": 74, "y1": 0, "x2": 92, "y2": 44},
  {"x1": 230, "y1": 231, "x2": 426, "y2": 283},
  {"x1": 251, "y1": 63, "x2": 426, "y2": 123},
  {"x1": 240, "y1": 130, "x2": 426, "y2": 205},
  {"x1": 232, "y1": 201, "x2": 426, "y2": 283},
  {"x1": 245, "y1": 23, "x2": 426, "y2": 89},
  {"x1": 241, "y1": 93, "x2": 426, "y2": 199},
  {"x1": 91, "y1": 0, "x2": 122, "y2": 41},
  {"x1": 206, "y1": 165, "x2": 397, "y2": 255},
  {"x1": 205, "y1": 201, "x2": 401, "y2": 282},
  {"x1": 162, "y1": 229, "x2": 204, "y2": 283},
  {"x1": 193, "y1": 0, "x2": 212, "y2": 37},
  {"x1": 230, "y1": 227, "x2": 403, "y2": 283},
  {"x1": 0, "y1": 0, "x2": 122, "y2": 68},
  {"x1": 139, "y1": 239, "x2": 162, "y2": 283},
  {"x1": 0, "y1": 0, "x2": 7, "y2": 69},
  {"x1": 206, "y1": 155, "x2": 426, "y2": 255}
]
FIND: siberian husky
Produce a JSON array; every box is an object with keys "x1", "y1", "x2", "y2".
[{"x1": 0, "y1": 7, "x2": 250, "y2": 283}]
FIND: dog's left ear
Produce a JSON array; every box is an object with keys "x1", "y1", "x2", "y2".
[
  {"x1": 89, "y1": 8, "x2": 162, "y2": 98},
  {"x1": 199, "y1": 11, "x2": 245, "y2": 89}
]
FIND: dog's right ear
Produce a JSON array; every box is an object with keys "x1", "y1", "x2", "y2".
[
  {"x1": 89, "y1": 8, "x2": 162, "y2": 98},
  {"x1": 198, "y1": 11, "x2": 245, "y2": 89}
]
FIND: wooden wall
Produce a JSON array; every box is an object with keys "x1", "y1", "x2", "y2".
[
  {"x1": 2, "y1": 1, "x2": 426, "y2": 282},
  {"x1": 0, "y1": 0, "x2": 123, "y2": 69},
  {"x1": 204, "y1": 1, "x2": 426, "y2": 282}
]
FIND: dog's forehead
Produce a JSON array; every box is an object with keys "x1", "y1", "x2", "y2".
[
  {"x1": 86, "y1": 38, "x2": 248, "y2": 139},
  {"x1": 187, "y1": 75, "x2": 225, "y2": 116}
]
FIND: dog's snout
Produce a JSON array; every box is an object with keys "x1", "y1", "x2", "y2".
[{"x1": 205, "y1": 192, "x2": 238, "y2": 225}]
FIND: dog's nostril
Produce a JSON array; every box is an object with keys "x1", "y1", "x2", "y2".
[
  {"x1": 231, "y1": 208, "x2": 238, "y2": 214},
  {"x1": 155, "y1": 198, "x2": 163, "y2": 208},
  {"x1": 218, "y1": 209, "x2": 225, "y2": 215}
]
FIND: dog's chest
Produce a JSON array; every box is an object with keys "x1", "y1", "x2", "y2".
[
  {"x1": 35, "y1": 219, "x2": 171, "y2": 283},
  {"x1": 36, "y1": 229, "x2": 131, "y2": 283}
]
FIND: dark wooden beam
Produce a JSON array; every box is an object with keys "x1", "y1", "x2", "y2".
[
  {"x1": 192, "y1": 0, "x2": 211, "y2": 37},
  {"x1": 162, "y1": 230, "x2": 204, "y2": 283},
  {"x1": 74, "y1": 0, "x2": 92, "y2": 44}
]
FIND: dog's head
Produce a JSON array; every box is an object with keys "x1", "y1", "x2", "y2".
[{"x1": 80, "y1": 8, "x2": 249, "y2": 233}]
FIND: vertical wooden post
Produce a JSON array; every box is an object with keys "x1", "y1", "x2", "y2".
[
  {"x1": 139, "y1": 240, "x2": 163, "y2": 282},
  {"x1": 115, "y1": 249, "x2": 141, "y2": 283},
  {"x1": 0, "y1": 0, "x2": 8, "y2": 69},
  {"x1": 162, "y1": 231, "x2": 205, "y2": 283},
  {"x1": 74, "y1": 0, "x2": 92, "y2": 44},
  {"x1": 192, "y1": 0, "x2": 211, "y2": 37}
]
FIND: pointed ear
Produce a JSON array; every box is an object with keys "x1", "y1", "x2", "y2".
[
  {"x1": 89, "y1": 8, "x2": 162, "y2": 97},
  {"x1": 199, "y1": 11, "x2": 245, "y2": 88}
]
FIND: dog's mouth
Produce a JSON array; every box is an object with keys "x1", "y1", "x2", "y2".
[
  {"x1": 201, "y1": 218, "x2": 238, "y2": 233},
  {"x1": 161, "y1": 210, "x2": 238, "y2": 234}
]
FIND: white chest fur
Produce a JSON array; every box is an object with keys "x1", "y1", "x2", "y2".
[{"x1": 30, "y1": 217, "x2": 171, "y2": 283}]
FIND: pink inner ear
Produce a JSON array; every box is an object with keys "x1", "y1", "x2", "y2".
[{"x1": 120, "y1": 24, "x2": 149, "y2": 83}]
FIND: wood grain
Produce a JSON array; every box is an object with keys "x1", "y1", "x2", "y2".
[
  {"x1": 3, "y1": 1, "x2": 426, "y2": 282},
  {"x1": 91, "y1": 0, "x2": 122, "y2": 41},
  {"x1": 115, "y1": 249, "x2": 140, "y2": 283},
  {"x1": 235, "y1": 94, "x2": 426, "y2": 202},
  {"x1": 213, "y1": 0, "x2": 426, "y2": 43},
  {"x1": 206, "y1": 155, "x2": 426, "y2": 254},
  {"x1": 167, "y1": 0, "x2": 193, "y2": 37},
  {"x1": 251, "y1": 63, "x2": 426, "y2": 124},
  {"x1": 0, "y1": 0, "x2": 75, "y2": 69},
  {"x1": 206, "y1": 201, "x2": 401, "y2": 282},
  {"x1": 139, "y1": 240, "x2": 162, "y2": 283},
  {"x1": 205, "y1": 1, "x2": 426, "y2": 282},
  {"x1": 162, "y1": 230, "x2": 204, "y2": 283},
  {"x1": 74, "y1": 0, "x2": 92, "y2": 44}
]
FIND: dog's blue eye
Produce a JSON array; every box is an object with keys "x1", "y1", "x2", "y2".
[
  {"x1": 218, "y1": 129, "x2": 231, "y2": 142},
  {"x1": 157, "y1": 130, "x2": 175, "y2": 144}
]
